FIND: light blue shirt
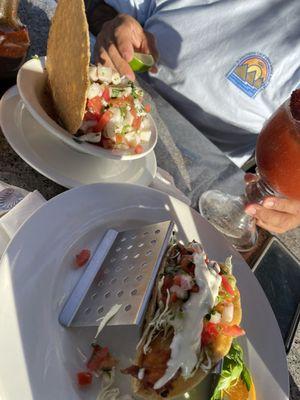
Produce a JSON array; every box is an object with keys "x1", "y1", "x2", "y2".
[{"x1": 105, "y1": 0, "x2": 300, "y2": 166}]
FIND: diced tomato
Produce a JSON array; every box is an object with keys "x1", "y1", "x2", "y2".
[
  {"x1": 170, "y1": 292, "x2": 178, "y2": 303},
  {"x1": 94, "y1": 110, "x2": 111, "y2": 132},
  {"x1": 87, "y1": 96, "x2": 102, "y2": 114},
  {"x1": 109, "y1": 97, "x2": 128, "y2": 107},
  {"x1": 201, "y1": 322, "x2": 219, "y2": 346},
  {"x1": 102, "y1": 87, "x2": 110, "y2": 102},
  {"x1": 144, "y1": 103, "x2": 151, "y2": 113},
  {"x1": 87, "y1": 345, "x2": 109, "y2": 372},
  {"x1": 220, "y1": 324, "x2": 245, "y2": 338},
  {"x1": 84, "y1": 111, "x2": 99, "y2": 121},
  {"x1": 134, "y1": 144, "x2": 144, "y2": 154},
  {"x1": 173, "y1": 275, "x2": 182, "y2": 286},
  {"x1": 163, "y1": 275, "x2": 173, "y2": 290},
  {"x1": 190, "y1": 284, "x2": 199, "y2": 293},
  {"x1": 75, "y1": 249, "x2": 91, "y2": 267},
  {"x1": 77, "y1": 371, "x2": 93, "y2": 386},
  {"x1": 132, "y1": 116, "x2": 142, "y2": 130},
  {"x1": 115, "y1": 134, "x2": 123, "y2": 144},
  {"x1": 221, "y1": 275, "x2": 235, "y2": 296}
]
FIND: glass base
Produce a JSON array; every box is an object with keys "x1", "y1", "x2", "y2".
[{"x1": 199, "y1": 190, "x2": 258, "y2": 252}]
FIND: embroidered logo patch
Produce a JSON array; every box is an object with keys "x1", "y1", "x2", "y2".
[{"x1": 227, "y1": 53, "x2": 272, "y2": 98}]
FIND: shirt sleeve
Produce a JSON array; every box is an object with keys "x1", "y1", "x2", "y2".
[{"x1": 104, "y1": 0, "x2": 156, "y2": 25}]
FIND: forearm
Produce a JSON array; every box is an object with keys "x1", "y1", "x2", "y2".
[{"x1": 85, "y1": 0, "x2": 117, "y2": 36}]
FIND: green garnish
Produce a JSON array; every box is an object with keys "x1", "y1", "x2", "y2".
[
  {"x1": 120, "y1": 124, "x2": 131, "y2": 135},
  {"x1": 210, "y1": 342, "x2": 252, "y2": 400},
  {"x1": 120, "y1": 106, "x2": 127, "y2": 119},
  {"x1": 31, "y1": 55, "x2": 39, "y2": 60},
  {"x1": 129, "y1": 81, "x2": 139, "y2": 99},
  {"x1": 132, "y1": 87, "x2": 138, "y2": 99},
  {"x1": 241, "y1": 364, "x2": 252, "y2": 391},
  {"x1": 111, "y1": 88, "x2": 121, "y2": 98}
]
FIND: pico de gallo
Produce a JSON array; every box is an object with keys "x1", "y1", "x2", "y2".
[
  {"x1": 76, "y1": 65, "x2": 152, "y2": 155},
  {"x1": 77, "y1": 344, "x2": 117, "y2": 388}
]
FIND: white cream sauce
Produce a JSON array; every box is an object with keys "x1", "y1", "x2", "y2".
[{"x1": 153, "y1": 252, "x2": 221, "y2": 390}]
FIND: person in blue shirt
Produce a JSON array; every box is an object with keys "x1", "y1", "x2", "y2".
[{"x1": 86, "y1": 0, "x2": 300, "y2": 234}]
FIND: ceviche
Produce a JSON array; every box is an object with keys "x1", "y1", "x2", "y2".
[{"x1": 76, "y1": 65, "x2": 152, "y2": 155}]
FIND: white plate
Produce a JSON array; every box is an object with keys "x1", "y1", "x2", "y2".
[
  {"x1": 17, "y1": 58, "x2": 158, "y2": 161},
  {"x1": 0, "y1": 87, "x2": 157, "y2": 188},
  {"x1": 0, "y1": 183, "x2": 289, "y2": 399}
]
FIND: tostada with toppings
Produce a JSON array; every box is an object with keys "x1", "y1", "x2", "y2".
[{"x1": 123, "y1": 241, "x2": 245, "y2": 398}]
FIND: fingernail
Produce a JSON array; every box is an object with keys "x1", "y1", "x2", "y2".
[
  {"x1": 245, "y1": 207, "x2": 257, "y2": 216},
  {"x1": 127, "y1": 73, "x2": 135, "y2": 81},
  {"x1": 264, "y1": 200, "x2": 275, "y2": 208},
  {"x1": 123, "y1": 52, "x2": 132, "y2": 62}
]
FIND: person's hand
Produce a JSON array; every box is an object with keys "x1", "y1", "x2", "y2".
[
  {"x1": 244, "y1": 173, "x2": 300, "y2": 233},
  {"x1": 94, "y1": 13, "x2": 159, "y2": 81}
]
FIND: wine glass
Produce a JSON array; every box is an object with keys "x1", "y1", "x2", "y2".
[{"x1": 199, "y1": 89, "x2": 300, "y2": 252}]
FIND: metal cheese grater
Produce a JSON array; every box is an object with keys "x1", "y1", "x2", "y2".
[{"x1": 59, "y1": 220, "x2": 174, "y2": 328}]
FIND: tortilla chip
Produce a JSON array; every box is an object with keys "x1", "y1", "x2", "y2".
[{"x1": 46, "y1": 0, "x2": 90, "y2": 134}]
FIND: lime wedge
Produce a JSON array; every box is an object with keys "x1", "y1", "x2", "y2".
[{"x1": 129, "y1": 52, "x2": 154, "y2": 73}]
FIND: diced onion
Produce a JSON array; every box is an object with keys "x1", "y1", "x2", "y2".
[
  {"x1": 97, "y1": 66, "x2": 113, "y2": 83},
  {"x1": 140, "y1": 130, "x2": 152, "y2": 142},
  {"x1": 140, "y1": 117, "x2": 151, "y2": 131},
  {"x1": 87, "y1": 82, "x2": 103, "y2": 99},
  {"x1": 210, "y1": 311, "x2": 221, "y2": 324},
  {"x1": 89, "y1": 65, "x2": 98, "y2": 81},
  {"x1": 111, "y1": 72, "x2": 121, "y2": 85},
  {"x1": 222, "y1": 303, "x2": 234, "y2": 323}
]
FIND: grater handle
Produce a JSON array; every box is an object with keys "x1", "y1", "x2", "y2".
[{"x1": 59, "y1": 229, "x2": 118, "y2": 327}]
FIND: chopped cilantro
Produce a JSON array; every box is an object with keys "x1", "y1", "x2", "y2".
[
  {"x1": 120, "y1": 124, "x2": 131, "y2": 135},
  {"x1": 111, "y1": 88, "x2": 121, "y2": 98},
  {"x1": 120, "y1": 106, "x2": 127, "y2": 119},
  {"x1": 131, "y1": 87, "x2": 138, "y2": 99},
  {"x1": 129, "y1": 81, "x2": 139, "y2": 99}
]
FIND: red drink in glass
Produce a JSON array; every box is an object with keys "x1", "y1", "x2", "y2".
[
  {"x1": 256, "y1": 90, "x2": 300, "y2": 200},
  {"x1": 0, "y1": 0, "x2": 30, "y2": 79}
]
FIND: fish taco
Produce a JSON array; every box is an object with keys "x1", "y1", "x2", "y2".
[{"x1": 123, "y1": 241, "x2": 245, "y2": 398}]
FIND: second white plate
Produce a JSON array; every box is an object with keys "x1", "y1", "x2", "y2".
[{"x1": 0, "y1": 86, "x2": 157, "y2": 189}]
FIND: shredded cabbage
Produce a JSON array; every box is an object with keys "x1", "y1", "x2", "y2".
[
  {"x1": 137, "y1": 289, "x2": 176, "y2": 354},
  {"x1": 96, "y1": 369, "x2": 133, "y2": 400},
  {"x1": 76, "y1": 347, "x2": 87, "y2": 362},
  {"x1": 95, "y1": 304, "x2": 122, "y2": 339}
]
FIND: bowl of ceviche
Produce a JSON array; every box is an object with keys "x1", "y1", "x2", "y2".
[{"x1": 17, "y1": 58, "x2": 158, "y2": 161}]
